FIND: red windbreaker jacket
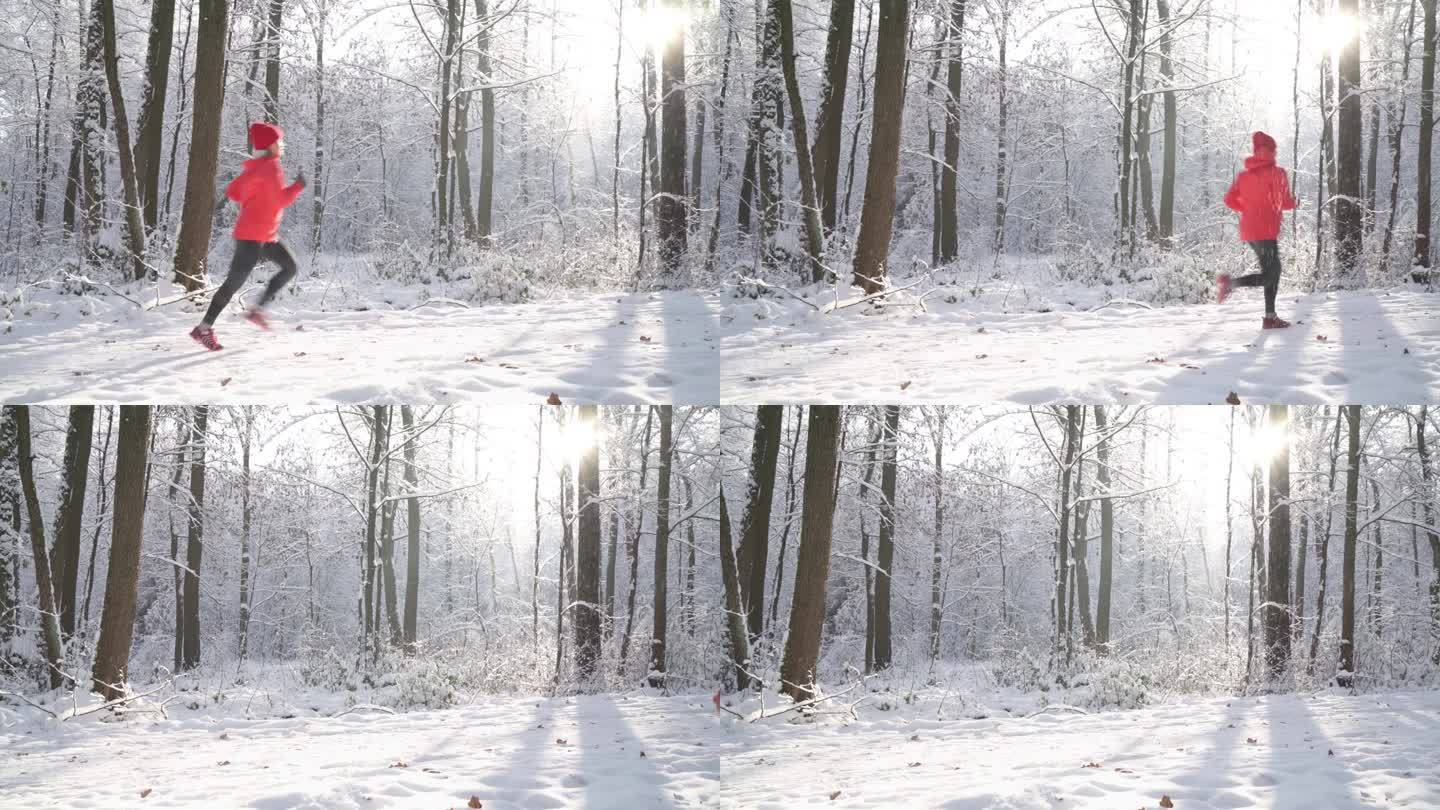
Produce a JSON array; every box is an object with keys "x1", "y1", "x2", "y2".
[{"x1": 226, "y1": 156, "x2": 304, "y2": 243}]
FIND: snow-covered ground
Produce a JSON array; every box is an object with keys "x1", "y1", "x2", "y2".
[
  {"x1": 723, "y1": 689, "x2": 1440, "y2": 809},
  {"x1": 722, "y1": 286, "x2": 1440, "y2": 404},
  {"x1": 0, "y1": 691, "x2": 722, "y2": 809},
  {"x1": 0, "y1": 288, "x2": 720, "y2": 404}
]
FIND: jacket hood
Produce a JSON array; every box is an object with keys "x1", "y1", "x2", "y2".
[
  {"x1": 1245, "y1": 152, "x2": 1277, "y2": 171},
  {"x1": 242, "y1": 155, "x2": 281, "y2": 172}
]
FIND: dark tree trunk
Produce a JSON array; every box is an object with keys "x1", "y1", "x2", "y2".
[
  {"x1": 574, "y1": 405, "x2": 602, "y2": 682},
  {"x1": 738, "y1": 406, "x2": 783, "y2": 642},
  {"x1": 1264, "y1": 404, "x2": 1293, "y2": 681},
  {"x1": 617, "y1": 408, "x2": 654, "y2": 673},
  {"x1": 1054, "y1": 407, "x2": 1079, "y2": 651},
  {"x1": 813, "y1": 0, "x2": 855, "y2": 234},
  {"x1": 778, "y1": 406, "x2": 841, "y2": 702},
  {"x1": 90, "y1": 406, "x2": 151, "y2": 701},
  {"x1": 363, "y1": 406, "x2": 388, "y2": 651},
  {"x1": 1417, "y1": 0, "x2": 1437, "y2": 269},
  {"x1": 718, "y1": 486, "x2": 752, "y2": 690},
  {"x1": 1335, "y1": 0, "x2": 1365, "y2": 283},
  {"x1": 775, "y1": 0, "x2": 825, "y2": 281},
  {"x1": 874, "y1": 405, "x2": 899, "y2": 670},
  {"x1": 739, "y1": 2, "x2": 782, "y2": 251},
  {"x1": 1338, "y1": 405, "x2": 1361, "y2": 685},
  {"x1": 1156, "y1": 0, "x2": 1177, "y2": 245},
  {"x1": 851, "y1": 0, "x2": 911, "y2": 293},
  {"x1": 172, "y1": 0, "x2": 230, "y2": 290},
  {"x1": 939, "y1": 0, "x2": 966, "y2": 262},
  {"x1": 262, "y1": 0, "x2": 285, "y2": 123},
  {"x1": 0, "y1": 409, "x2": 18, "y2": 648},
  {"x1": 181, "y1": 406, "x2": 208, "y2": 671},
  {"x1": 53, "y1": 406, "x2": 94, "y2": 639},
  {"x1": 657, "y1": 0, "x2": 688, "y2": 282},
  {"x1": 14, "y1": 407, "x2": 65, "y2": 688},
  {"x1": 1094, "y1": 406, "x2": 1115, "y2": 650},
  {"x1": 134, "y1": 0, "x2": 176, "y2": 233},
  {"x1": 475, "y1": 0, "x2": 496, "y2": 243},
  {"x1": 1415, "y1": 406, "x2": 1440, "y2": 663},
  {"x1": 99, "y1": 0, "x2": 149, "y2": 280},
  {"x1": 648, "y1": 406, "x2": 673, "y2": 686}
]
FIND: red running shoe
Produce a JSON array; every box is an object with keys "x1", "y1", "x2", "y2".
[
  {"x1": 190, "y1": 325, "x2": 223, "y2": 351},
  {"x1": 1262, "y1": 315, "x2": 1292, "y2": 330},
  {"x1": 245, "y1": 309, "x2": 272, "y2": 331},
  {"x1": 1216, "y1": 274, "x2": 1233, "y2": 304}
]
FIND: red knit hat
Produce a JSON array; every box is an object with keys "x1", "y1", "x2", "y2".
[
  {"x1": 1252, "y1": 131, "x2": 1277, "y2": 154},
  {"x1": 249, "y1": 122, "x2": 283, "y2": 152}
]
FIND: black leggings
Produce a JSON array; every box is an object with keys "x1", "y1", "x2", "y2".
[
  {"x1": 1235, "y1": 240, "x2": 1282, "y2": 314},
  {"x1": 202, "y1": 240, "x2": 297, "y2": 325}
]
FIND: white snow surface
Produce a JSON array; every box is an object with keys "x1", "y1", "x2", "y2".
[
  {"x1": 722, "y1": 286, "x2": 1440, "y2": 404},
  {"x1": 0, "y1": 289, "x2": 720, "y2": 404},
  {"x1": 723, "y1": 689, "x2": 1440, "y2": 809},
  {"x1": 0, "y1": 691, "x2": 721, "y2": 809}
]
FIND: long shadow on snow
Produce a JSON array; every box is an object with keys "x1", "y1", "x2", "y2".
[
  {"x1": 1142, "y1": 292, "x2": 1312, "y2": 403},
  {"x1": 1260, "y1": 693, "x2": 1359, "y2": 809},
  {"x1": 575, "y1": 694, "x2": 685, "y2": 809},
  {"x1": 658, "y1": 290, "x2": 719, "y2": 401}
]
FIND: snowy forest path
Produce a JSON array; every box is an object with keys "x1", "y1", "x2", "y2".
[
  {"x1": 721, "y1": 289, "x2": 1440, "y2": 404},
  {"x1": 724, "y1": 690, "x2": 1440, "y2": 808},
  {"x1": 0, "y1": 291, "x2": 721, "y2": 404},
  {"x1": 0, "y1": 692, "x2": 722, "y2": 808}
]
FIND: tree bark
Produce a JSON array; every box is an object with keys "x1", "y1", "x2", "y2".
[
  {"x1": 401, "y1": 406, "x2": 422, "y2": 650},
  {"x1": 1054, "y1": 406, "x2": 1079, "y2": 651},
  {"x1": 0, "y1": 409, "x2": 18, "y2": 649},
  {"x1": 172, "y1": 0, "x2": 230, "y2": 290},
  {"x1": 574, "y1": 405, "x2": 602, "y2": 682},
  {"x1": 738, "y1": 406, "x2": 782, "y2": 642},
  {"x1": 874, "y1": 405, "x2": 900, "y2": 670},
  {"x1": 775, "y1": 0, "x2": 825, "y2": 281},
  {"x1": 718, "y1": 485, "x2": 752, "y2": 690},
  {"x1": 657, "y1": 0, "x2": 689, "y2": 282},
  {"x1": 262, "y1": 0, "x2": 285, "y2": 123},
  {"x1": 238, "y1": 409, "x2": 254, "y2": 660},
  {"x1": 1338, "y1": 405, "x2": 1361, "y2": 685},
  {"x1": 939, "y1": 0, "x2": 966, "y2": 262},
  {"x1": 90, "y1": 406, "x2": 151, "y2": 701},
  {"x1": 1094, "y1": 406, "x2": 1115, "y2": 650},
  {"x1": 475, "y1": 0, "x2": 496, "y2": 243},
  {"x1": 1264, "y1": 404, "x2": 1293, "y2": 681},
  {"x1": 851, "y1": 0, "x2": 911, "y2": 293},
  {"x1": 1415, "y1": 406, "x2": 1439, "y2": 663},
  {"x1": 648, "y1": 406, "x2": 673, "y2": 686},
  {"x1": 134, "y1": 0, "x2": 176, "y2": 233},
  {"x1": 1417, "y1": 0, "x2": 1437, "y2": 269},
  {"x1": 14, "y1": 407, "x2": 65, "y2": 688},
  {"x1": 53, "y1": 406, "x2": 94, "y2": 640},
  {"x1": 778, "y1": 405, "x2": 841, "y2": 702},
  {"x1": 99, "y1": 0, "x2": 148, "y2": 280},
  {"x1": 617, "y1": 408, "x2": 653, "y2": 672},
  {"x1": 182, "y1": 406, "x2": 208, "y2": 670},
  {"x1": 1156, "y1": 0, "x2": 1177, "y2": 246},
  {"x1": 813, "y1": 0, "x2": 856, "y2": 234},
  {"x1": 1335, "y1": 0, "x2": 1365, "y2": 284},
  {"x1": 930, "y1": 407, "x2": 945, "y2": 663}
]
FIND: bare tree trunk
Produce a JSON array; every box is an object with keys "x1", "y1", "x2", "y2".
[
  {"x1": 1383, "y1": 0, "x2": 1420, "y2": 265},
  {"x1": 778, "y1": 406, "x2": 841, "y2": 702},
  {"x1": 172, "y1": 0, "x2": 231, "y2": 290},
  {"x1": 929, "y1": 407, "x2": 944, "y2": 663},
  {"x1": 311, "y1": 0, "x2": 327, "y2": 252},
  {"x1": 874, "y1": 406, "x2": 899, "y2": 670},
  {"x1": 657, "y1": 0, "x2": 688, "y2": 283},
  {"x1": 1054, "y1": 406, "x2": 1078, "y2": 653},
  {"x1": 738, "y1": 406, "x2": 782, "y2": 642},
  {"x1": 775, "y1": 0, "x2": 825, "y2": 281},
  {"x1": 1308, "y1": 408, "x2": 1345, "y2": 669},
  {"x1": 813, "y1": 0, "x2": 856, "y2": 234},
  {"x1": 1417, "y1": 0, "x2": 1437, "y2": 269},
  {"x1": 401, "y1": 406, "x2": 422, "y2": 650},
  {"x1": 362, "y1": 406, "x2": 388, "y2": 652},
  {"x1": 62, "y1": 0, "x2": 105, "y2": 254},
  {"x1": 718, "y1": 486, "x2": 752, "y2": 691},
  {"x1": 1416, "y1": 406, "x2": 1440, "y2": 663},
  {"x1": 851, "y1": 0, "x2": 911, "y2": 293},
  {"x1": 1095, "y1": 406, "x2": 1115, "y2": 650},
  {"x1": 475, "y1": 0, "x2": 496, "y2": 244},
  {"x1": 182, "y1": 406, "x2": 208, "y2": 670},
  {"x1": 1338, "y1": 405, "x2": 1361, "y2": 685},
  {"x1": 1264, "y1": 404, "x2": 1293, "y2": 681},
  {"x1": 52, "y1": 407, "x2": 94, "y2": 640},
  {"x1": 1116, "y1": 0, "x2": 1142, "y2": 262},
  {"x1": 1335, "y1": 0, "x2": 1365, "y2": 284},
  {"x1": 135, "y1": 0, "x2": 176, "y2": 233},
  {"x1": 574, "y1": 405, "x2": 602, "y2": 683},
  {"x1": 99, "y1": 0, "x2": 148, "y2": 280},
  {"x1": 14, "y1": 407, "x2": 65, "y2": 688},
  {"x1": 238, "y1": 409, "x2": 254, "y2": 660},
  {"x1": 1157, "y1": 0, "x2": 1177, "y2": 246},
  {"x1": 992, "y1": 4, "x2": 1010, "y2": 254},
  {"x1": 90, "y1": 406, "x2": 151, "y2": 700},
  {"x1": 0, "y1": 410, "x2": 18, "y2": 649},
  {"x1": 769, "y1": 406, "x2": 804, "y2": 628},
  {"x1": 939, "y1": 0, "x2": 966, "y2": 262},
  {"x1": 618, "y1": 408, "x2": 654, "y2": 673},
  {"x1": 648, "y1": 406, "x2": 673, "y2": 687}
]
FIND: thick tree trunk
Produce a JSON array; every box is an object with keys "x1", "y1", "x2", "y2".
[
  {"x1": 53, "y1": 406, "x2": 94, "y2": 639},
  {"x1": 617, "y1": 408, "x2": 654, "y2": 672},
  {"x1": 0, "y1": 410, "x2": 17, "y2": 649},
  {"x1": 738, "y1": 406, "x2": 782, "y2": 642},
  {"x1": 939, "y1": 0, "x2": 966, "y2": 262},
  {"x1": 262, "y1": 0, "x2": 285, "y2": 123},
  {"x1": 1156, "y1": 0, "x2": 1177, "y2": 245},
  {"x1": 1264, "y1": 404, "x2": 1293, "y2": 681},
  {"x1": 182, "y1": 406, "x2": 208, "y2": 671},
  {"x1": 1417, "y1": 0, "x2": 1437, "y2": 269},
  {"x1": 648, "y1": 406, "x2": 673, "y2": 686},
  {"x1": 90, "y1": 406, "x2": 151, "y2": 701},
  {"x1": 574, "y1": 405, "x2": 602, "y2": 682},
  {"x1": 992, "y1": 7, "x2": 1010, "y2": 254},
  {"x1": 718, "y1": 486, "x2": 752, "y2": 691},
  {"x1": 63, "y1": 0, "x2": 105, "y2": 253},
  {"x1": 475, "y1": 0, "x2": 496, "y2": 243},
  {"x1": 134, "y1": 0, "x2": 176, "y2": 233},
  {"x1": 874, "y1": 406, "x2": 900, "y2": 670},
  {"x1": 311, "y1": 1, "x2": 327, "y2": 252},
  {"x1": 851, "y1": 0, "x2": 911, "y2": 293},
  {"x1": 1116, "y1": 0, "x2": 1142, "y2": 259},
  {"x1": 813, "y1": 0, "x2": 856, "y2": 234},
  {"x1": 1338, "y1": 405, "x2": 1361, "y2": 685},
  {"x1": 99, "y1": 0, "x2": 148, "y2": 280},
  {"x1": 778, "y1": 405, "x2": 841, "y2": 702},
  {"x1": 1308, "y1": 408, "x2": 1345, "y2": 669},
  {"x1": 172, "y1": 0, "x2": 231, "y2": 290},
  {"x1": 775, "y1": 0, "x2": 825, "y2": 281},
  {"x1": 1054, "y1": 406, "x2": 1079, "y2": 651},
  {"x1": 14, "y1": 407, "x2": 65, "y2": 688},
  {"x1": 1416, "y1": 406, "x2": 1440, "y2": 663},
  {"x1": 738, "y1": 4, "x2": 782, "y2": 249},
  {"x1": 930, "y1": 408, "x2": 944, "y2": 663},
  {"x1": 1383, "y1": 0, "x2": 1420, "y2": 265},
  {"x1": 657, "y1": 0, "x2": 688, "y2": 282},
  {"x1": 1335, "y1": 0, "x2": 1365, "y2": 284},
  {"x1": 363, "y1": 406, "x2": 388, "y2": 652}
]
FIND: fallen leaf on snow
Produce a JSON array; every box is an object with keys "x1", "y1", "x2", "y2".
[
  {"x1": 140, "y1": 788, "x2": 152, "y2": 799},
  {"x1": 639, "y1": 335, "x2": 653, "y2": 343},
  {"x1": 1082, "y1": 762, "x2": 1102, "y2": 769},
  {"x1": 220, "y1": 377, "x2": 233, "y2": 387},
  {"x1": 1246, "y1": 737, "x2": 1258, "y2": 744},
  {"x1": 1159, "y1": 796, "x2": 1175, "y2": 808},
  {"x1": 900, "y1": 381, "x2": 912, "y2": 390},
  {"x1": 829, "y1": 790, "x2": 842, "y2": 800},
  {"x1": 546, "y1": 393, "x2": 562, "y2": 406},
  {"x1": 468, "y1": 797, "x2": 484, "y2": 809},
  {"x1": 465, "y1": 356, "x2": 485, "y2": 363},
  {"x1": 1225, "y1": 392, "x2": 1241, "y2": 405},
  {"x1": 389, "y1": 761, "x2": 408, "y2": 768},
  {"x1": 555, "y1": 738, "x2": 568, "y2": 745}
]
